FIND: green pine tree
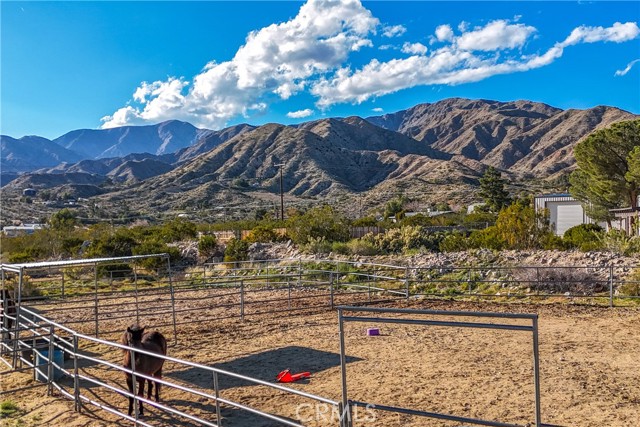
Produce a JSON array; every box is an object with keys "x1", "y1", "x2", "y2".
[
  {"x1": 478, "y1": 166, "x2": 511, "y2": 212},
  {"x1": 570, "y1": 119, "x2": 640, "y2": 227}
]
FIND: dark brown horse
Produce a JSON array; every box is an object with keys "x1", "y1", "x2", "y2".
[{"x1": 121, "y1": 324, "x2": 167, "y2": 417}]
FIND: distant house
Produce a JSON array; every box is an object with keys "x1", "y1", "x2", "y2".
[
  {"x1": 2, "y1": 224, "x2": 44, "y2": 237},
  {"x1": 534, "y1": 194, "x2": 600, "y2": 236},
  {"x1": 22, "y1": 188, "x2": 36, "y2": 197},
  {"x1": 609, "y1": 208, "x2": 640, "y2": 235}
]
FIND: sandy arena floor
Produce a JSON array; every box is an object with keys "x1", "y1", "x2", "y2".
[{"x1": 2, "y1": 295, "x2": 640, "y2": 427}]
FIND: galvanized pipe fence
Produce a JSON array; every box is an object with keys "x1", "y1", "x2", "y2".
[
  {"x1": 2, "y1": 256, "x2": 639, "y2": 426},
  {"x1": 2, "y1": 257, "x2": 410, "y2": 343},
  {"x1": 337, "y1": 306, "x2": 542, "y2": 427},
  {"x1": 1, "y1": 305, "x2": 347, "y2": 427}
]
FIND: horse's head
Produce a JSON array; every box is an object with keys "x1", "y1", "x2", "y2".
[{"x1": 125, "y1": 324, "x2": 146, "y2": 346}]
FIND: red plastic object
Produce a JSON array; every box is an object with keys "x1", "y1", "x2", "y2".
[{"x1": 276, "y1": 369, "x2": 311, "y2": 383}]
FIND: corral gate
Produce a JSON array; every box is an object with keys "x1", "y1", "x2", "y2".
[{"x1": 337, "y1": 306, "x2": 543, "y2": 427}]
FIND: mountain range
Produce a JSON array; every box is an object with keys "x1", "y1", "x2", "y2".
[{"x1": 1, "y1": 98, "x2": 636, "y2": 221}]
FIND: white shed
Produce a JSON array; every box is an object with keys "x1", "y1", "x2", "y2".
[{"x1": 534, "y1": 194, "x2": 597, "y2": 236}]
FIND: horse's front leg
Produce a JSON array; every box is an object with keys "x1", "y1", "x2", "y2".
[
  {"x1": 155, "y1": 368, "x2": 162, "y2": 402},
  {"x1": 147, "y1": 378, "x2": 153, "y2": 400},
  {"x1": 137, "y1": 378, "x2": 145, "y2": 417},
  {"x1": 126, "y1": 374, "x2": 134, "y2": 417}
]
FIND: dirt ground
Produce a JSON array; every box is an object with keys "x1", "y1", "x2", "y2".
[{"x1": 2, "y1": 295, "x2": 640, "y2": 427}]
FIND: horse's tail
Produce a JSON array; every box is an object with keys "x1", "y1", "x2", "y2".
[{"x1": 146, "y1": 331, "x2": 168, "y2": 356}]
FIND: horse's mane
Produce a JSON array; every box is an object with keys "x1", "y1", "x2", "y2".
[
  {"x1": 120, "y1": 323, "x2": 141, "y2": 354},
  {"x1": 121, "y1": 325, "x2": 167, "y2": 355}
]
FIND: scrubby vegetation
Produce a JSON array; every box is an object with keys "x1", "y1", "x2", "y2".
[{"x1": 4, "y1": 192, "x2": 640, "y2": 268}]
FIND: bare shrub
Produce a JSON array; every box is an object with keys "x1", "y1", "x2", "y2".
[{"x1": 512, "y1": 267, "x2": 608, "y2": 295}]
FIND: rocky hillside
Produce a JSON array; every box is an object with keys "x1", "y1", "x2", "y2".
[
  {"x1": 0, "y1": 135, "x2": 84, "y2": 172},
  {"x1": 367, "y1": 98, "x2": 635, "y2": 177},
  {"x1": 2, "y1": 98, "x2": 637, "y2": 221},
  {"x1": 101, "y1": 119, "x2": 448, "y2": 211},
  {"x1": 53, "y1": 120, "x2": 212, "y2": 159}
]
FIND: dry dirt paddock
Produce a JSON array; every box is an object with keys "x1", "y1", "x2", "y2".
[{"x1": 2, "y1": 297, "x2": 640, "y2": 427}]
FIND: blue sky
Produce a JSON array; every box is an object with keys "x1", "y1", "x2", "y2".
[{"x1": 2, "y1": 1, "x2": 639, "y2": 139}]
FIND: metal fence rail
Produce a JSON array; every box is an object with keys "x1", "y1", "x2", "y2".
[
  {"x1": 2, "y1": 256, "x2": 639, "y2": 426},
  {"x1": 337, "y1": 306, "x2": 542, "y2": 427},
  {"x1": 2, "y1": 305, "x2": 346, "y2": 427}
]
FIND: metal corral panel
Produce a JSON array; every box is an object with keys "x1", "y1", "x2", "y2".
[{"x1": 1, "y1": 254, "x2": 168, "y2": 271}]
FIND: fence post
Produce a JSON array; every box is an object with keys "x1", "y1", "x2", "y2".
[
  {"x1": 330, "y1": 273, "x2": 335, "y2": 310},
  {"x1": 338, "y1": 309, "x2": 351, "y2": 427},
  {"x1": 61, "y1": 270, "x2": 65, "y2": 299},
  {"x1": 12, "y1": 268, "x2": 23, "y2": 369},
  {"x1": 298, "y1": 259, "x2": 302, "y2": 287},
  {"x1": 130, "y1": 348, "x2": 139, "y2": 423},
  {"x1": 609, "y1": 265, "x2": 614, "y2": 308},
  {"x1": 213, "y1": 371, "x2": 222, "y2": 427},
  {"x1": 167, "y1": 257, "x2": 178, "y2": 345},
  {"x1": 240, "y1": 280, "x2": 245, "y2": 321},
  {"x1": 468, "y1": 268, "x2": 472, "y2": 295},
  {"x1": 133, "y1": 264, "x2": 139, "y2": 325},
  {"x1": 73, "y1": 334, "x2": 81, "y2": 412},
  {"x1": 93, "y1": 263, "x2": 99, "y2": 338},
  {"x1": 405, "y1": 267, "x2": 410, "y2": 300},
  {"x1": 532, "y1": 316, "x2": 542, "y2": 427},
  {"x1": 47, "y1": 325, "x2": 55, "y2": 396},
  {"x1": 287, "y1": 277, "x2": 292, "y2": 312}
]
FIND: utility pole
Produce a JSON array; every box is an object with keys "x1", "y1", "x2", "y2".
[{"x1": 275, "y1": 163, "x2": 285, "y2": 221}]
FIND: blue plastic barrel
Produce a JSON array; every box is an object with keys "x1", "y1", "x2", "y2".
[{"x1": 35, "y1": 349, "x2": 64, "y2": 381}]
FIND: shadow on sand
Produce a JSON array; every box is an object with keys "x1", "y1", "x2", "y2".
[{"x1": 166, "y1": 345, "x2": 361, "y2": 390}]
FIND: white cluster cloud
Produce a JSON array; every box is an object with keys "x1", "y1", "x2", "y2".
[
  {"x1": 455, "y1": 20, "x2": 536, "y2": 51},
  {"x1": 401, "y1": 42, "x2": 428, "y2": 55},
  {"x1": 312, "y1": 20, "x2": 640, "y2": 107},
  {"x1": 435, "y1": 24, "x2": 454, "y2": 42},
  {"x1": 101, "y1": 0, "x2": 378, "y2": 129},
  {"x1": 615, "y1": 59, "x2": 640, "y2": 76},
  {"x1": 382, "y1": 24, "x2": 406, "y2": 38},
  {"x1": 287, "y1": 109, "x2": 314, "y2": 118},
  {"x1": 102, "y1": 0, "x2": 640, "y2": 129}
]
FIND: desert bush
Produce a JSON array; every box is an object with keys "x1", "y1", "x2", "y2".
[
  {"x1": 345, "y1": 238, "x2": 379, "y2": 256},
  {"x1": 159, "y1": 218, "x2": 197, "y2": 243},
  {"x1": 224, "y1": 238, "x2": 249, "y2": 262},
  {"x1": 463, "y1": 211, "x2": 497, "y2": 226},
  {"x1": 286, "y1": 206, "x2": 350, "y2": 244},
  {"x1": 85, "y1": 231, "x2": 137, "y2": 258},
  {"x1": 619, "y1": 268, "x2": 640, "y2": 296},
  {"x1": 563, "y1": 224, "x2": 604, "y2": 251},
  {"x1": 351, "y1": 217, "x2": 379, "y2": 227},
  {"x1": 439, "y1": 231, "x2": 470, "y2": 252},
  {"x1": 61, "y1": 237, "x2": 85, "y2": 257},
  {"x1": 132, "y1": 239, "x2": 180, "y2": 269},
  {"x1": 598, "y1": 230, "x2": 640, "y2": 256},
  {"x1": 467, "y1": 227, "x2": 504, "y2": 250},
  {"x1": 245, "y1": 225, "x2": 279, "y2": 243},
  {"x1": 7, "y1": 250, "x2": 37, "y2": 263},
  {"x1": 198, "y1": 234, "x2": 218, "y2": 259},
  {"x1": 301, "y1": 237, "x2": 332, "y2": 254},
  {"x1": 331, "y1": 241, "x2": 350, "y2": 255},
  {"x1": 512, "y1": 267, "x2": 607, "y2": 295},
  {"x1": 494, "y1": 202, "x2": 553, "y2": 249},
  {"x1": 364, "y1": 226, "x2": 444, "y2": 253}
]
